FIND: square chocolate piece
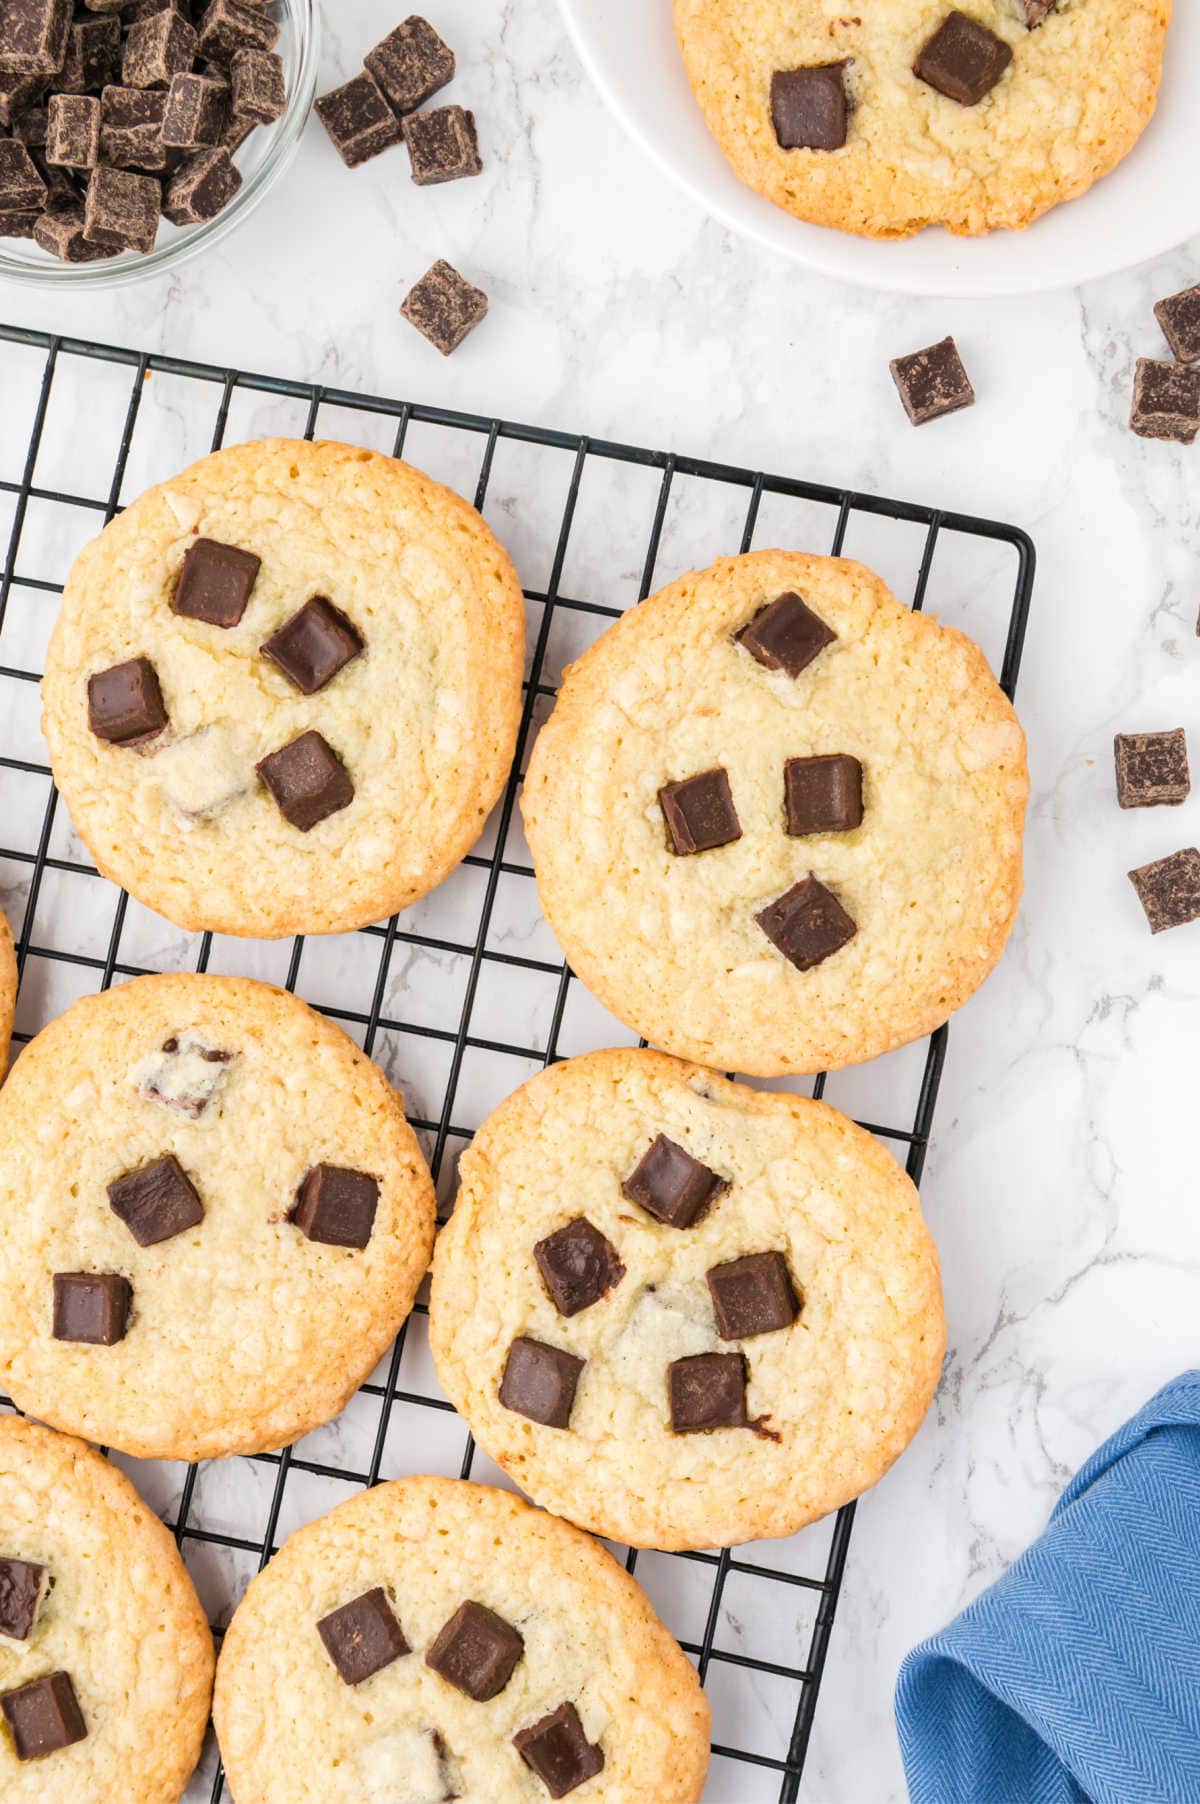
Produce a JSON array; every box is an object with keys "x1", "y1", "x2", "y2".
[
  {"x1": 668, "y1": 1351, "x2": 748, "y2": 1433},
  {"x1": 84, "y1": 163, "x2": 160, "y2": 252},
  {"x1": 33, "y1": 204, "x2": 111, "y2": 259},
  {"x1": 52, "y1": 1272, "x2": 132, "y2": 1345},
  {"x1": 163, "y1": 145, "x2": 241, "y2": 224},
  {"x1": 196, "y1": 0, "x2": 278, "y2": 62},
  {"x1": 621, "y1": 1133, "x2": 726, "y2": 1229},
  {"x1": 0, "y1": 1671, "x2": 86, "y2": 1761},
  {"x1": 0, "y1": 74, "x2": 46, "y2": 127},
  {"x1": 914, "y1": 12, "x2": 1013, "y2": 105},
  {"x1": 755, "y1": 874, "x2": 857, "y2": 970},
  {"x1": 366, "y1": 16, "x2": 455, "y2": 116},
  {"x1": 11, "y1": 101, "x2": 45, "y2": 143},
  {"x1": 499, "y1": 1336, "x2": 584, "y2": 1430},
  {"x1": 261, "y1": 597, "x2": 363, "y2": 694},
  {"x1": 534, "y1": 1217, "x2": 625, "y2": 1318},
  {"x1": 229, "y1": 45, "x2": 283, "y2": 123},
  {"x1": 317, "y1": 1587, "x2": 408, "y2": 1686},
  {"x1": 785, "y1": 754, "x2": 863, "y2": 835},
  {"x1": 174, "y1": 536, "x2": 260, "y2": 625},
  {"x1": 59, "y1": 14, "x2": 119, "y2": 94},
  {"x1": 257, "y1": 730, "x2": 354, "y2": 832},
  {"x1": 1131, "y1": 358, "x2": 1200, "y2": 445},
  {"x1": 891, "y1": 336, "x2": 976, "y2": 425},
  {"x1": 87, "y1": 655, "x2": 167, "y2": 744},
  {"x1": 122, "y1": 7, "x2": 196, "y2": 89},
  {"x1": 161, "y1": 71, "x2": 227, "y2": 147},
  {"x1": 0, "y1": 0, "x2": 70, "y2": 76},
  {"x1": 659, "y1": 766, "x2": 742, "y2": 856},
  {"x1": 315, "y1": 69, "x2": 401, "y2": 169},
  {"x1": 770, "y1": 64, "x2": 848, "y2": 151},
  {"x1": 99, "y1": 84, "x2": 169, "y2": 170},
  {"x1": 401, "y1": 258, "x2": 488, "y2": 356},
  {"x1": 403, "y1": 104, "x2": 481, "y2": 186},
  {"x1": 1114, "y1": 729, "x2": 1190, "y2": 809},
  {"x1": 1128, "y1": 847, "x2": 1200, "y2": 935},
  {"x1": 0, "y1": 137, "x2": 46, "y2": 209},
  {"x1": 0, "y1": 208, "x2": 38, "y2": 236},
  {"x1": 290, "y1": 1165, "x2": 379, "y2": 1250},
  {"x1": 108, "y1": 1154, "x2": 204, "y2": 1247},
  {"x1": 514, "y1": 1703, "x2": 604, "y2": 1799},
  {"x1": 1155, "y1": 282, "x2": 1200, "y2": 364},
  {"x1": 736, "y1": 591, "x2": 835, "y2": 678},
  {"x1": 0, "y1": 1556, "x2": 47, "y2": 1641},
  {"x1": 708, "y1": 1252, "x2": 799, "y2": 1340},
  {"x1": 426, "y1": 1601, "x2": 524, "y2": 1702},
  {"x1": 45, "y1": 93, "x2": 100, "y2": 167}
]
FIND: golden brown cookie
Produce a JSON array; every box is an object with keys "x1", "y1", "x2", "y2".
[{"x1": 0, "y1": 908, "x2": 14, "y2": 1079}]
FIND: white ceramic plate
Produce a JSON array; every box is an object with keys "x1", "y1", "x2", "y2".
[{"x1": 557, "y1": 0, "x2": 1199, "y2": 296}]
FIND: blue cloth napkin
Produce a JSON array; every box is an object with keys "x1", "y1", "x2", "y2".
[{"x1": 895, "y1": 1372, "x2": 1200, "y2": 1804}]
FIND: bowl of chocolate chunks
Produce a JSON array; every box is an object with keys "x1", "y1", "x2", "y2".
[{"x1": 0, "y1": 0, "x2": 319, "y2": 285}]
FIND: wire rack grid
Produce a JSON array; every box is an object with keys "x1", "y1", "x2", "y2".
[{"x1": 0, "y1": 322, "x2": 1034, "y2": 1803}]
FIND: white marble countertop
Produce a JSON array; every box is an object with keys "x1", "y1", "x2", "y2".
[{"x1": 4, "y1": 3, "x2": 1200, "y2": 1800}]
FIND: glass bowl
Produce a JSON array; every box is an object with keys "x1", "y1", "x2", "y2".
[{"x1": 0, "y1": 0, "x2": 319, "y2": 290}]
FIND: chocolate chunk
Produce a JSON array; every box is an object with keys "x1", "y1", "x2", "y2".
[
  {"x1": 45, "y1": 93, "x2": 100, "y2": 166},
  {"x1": 257, "y1": 730, "x2": 354, "y2": 832},
  {"x1": 33, "y1": 203, "x2": 111, "y2": 257},
  {"x1": 659, "y1": 766, "x2": 742, "y2": 856},
  {"x1": 0, "y1": 0, "x2": 70, "y2": 77},
  {"x1": 138, "y1": 1032, "x2": 234, "y2": 1116},
  {"x1": 621, "y1": 1133, "x2": 726, "y2": 1230},
  {"x1": 196, "y1": 0, "x2": 278, "y2": 62},
  {"x1": 0, "y1": 74, "x2": 45, "y2": 127},
  {"x1": 122, "y1": 7, "x2": 195, "y2": 88},
  {"x1": 891, "y1": 336, "x2": 976, "y2": 425},
  {"x1": 11, "y1": 102, "x2": 45, "y2": 143},
  {"x1": 173, "y1": 535, "x2": 260, "y2": 626},
  {"x1": 52, "y1": 1272, "x2": 132, "y2": 1345},
  {"x1": 108, "y1": 1154, "x2": 204, "y2": 1246},
  {"x1": 162, "y1": 143, "x2": 240, "y2": 222},
  {"x1": 315, "y1": 69, "x2": 401, "y2": 169},
  {"x1": 99, "y1": 83, "x2": 168, "y2": 169},
  {"x1": 915, "y1": 12, "x2": 1012, "y2": 105},
  {"x1": 534, "y1": 1217, "x2": 625, "y2": 1317},
  {"x1": 40, "y1": 157, "x2": 83, "y2": 210},
  {"x1": 736, "y1": 590, "x2": 835, "y2": 678},
  {"x1": 219, "y1": 107, "x2": 255, "y2": 154},
  {"x1": 1114, "y1": 729, "x2": 1190, "y2": 809},
  {"x1": 261, "y1": 596, "x2": 363, "y2": 694},
  {"x1": 317, "y1": 1587, "x2": 408, "y2": 1686},
  {"x1": 708, "y1": 1251, "x2": 799, "y2": 1340},
  {"x1": 1131, "y1": 357, "x2": 1200, "y2": 445},
  {"x1": 0, "y1": 1671, "x2": 87, "y2": 1760},
  {"x1": 58, "y1": 14, "x2": 119, "y2": 94},
  {"x1": 228, "y1": 44, "x2": 282, "y2": 122},
  {"x1": 669, "y1": 1351, "x2": 748, "y2": 1433},
  {"x1": 514, "y1": 1703, "x2": 604, "y2": 1799},
  {"x1": 1012, "y1": 0, "x2": 1056, "y2": 22},
  {"x1": 756, "y1": 874, "x2": 856, "y2": 970},
  {"x1": 290, "y1": 1164, "x2": 379, "y2": 1250},
  {"x1": 0, "y1": 208, "x2": 37, "y2": 235},
  {"x1": 366, "y1": 16, "x2": 454, "y2": 116},
  {"x1": 401, "y1": 258, "x2": 488, "y2": 356},
  {"x1": 1128, "y1": 847, "x2": 1200, "y2": 935},
  {"x1": 784, "y1": 754, "x2": 863, "y2": 834},
  {"x1": 0, "y1": 136, "x2": 46, "y2": 207},
  {"x1": 426, "y1": 1601, "x2": 524, "y2": 1702},
  {"x1": 499, "y1": 1336, "x2": 584, "y2": 1430},
  {"x1": 83, "y1": 162, "x2": 160, "y2": 251},
  {"x1": 404, "y1": 104, "x2": 480, "y2": 185},
  {"x1": 1155, "y1": 282, "x2": 1200, "y2": 364},
  {"x1": 770, "y1": 64, "x2": 849, "y2": 151},
  {"x1": 87, "y1": 655, "x2": 167, "y2": 744},
  {"x1": 161, "y1": 69, "x2": 226, "y2": 146},
  {"x1": 0, "y1": 1557, "x2": 47, "y2": 1641}
]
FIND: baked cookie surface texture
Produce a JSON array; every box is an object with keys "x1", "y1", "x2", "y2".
[{"x1": 0, "y1": 907, "x2": 14, "y2": 1077}]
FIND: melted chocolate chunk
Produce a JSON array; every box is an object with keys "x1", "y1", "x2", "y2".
[
  {"x1": 0, "y1": 1557, "x2": 47, "y2": 1642},
  {"x1": 137, "y1": 1033, "x2": 234, "y2": 1117},
  {"x1": 317, "y1": 1587, "x2": 408, "y2": 1686},
  {"x1": 1128, "y1": 847, "x2": 1200, "y2": 935},
  {"x1": 86, "y1": 655, "x2": 167, "y2": 745},
  {"x1": 315, "y1": 69, "x2": 401, "y2": 168},
  {"x1": 707, "y1": 1252, "x2": 799, "y2": 1340},
  {"x1": 514, "y1": 1703, "x2": 604, "y2": 1799},
  {"x1": 659, "y1": 767, "x2": 741, "y2": 856},
  {"x1": 890, "y1": 336, "x2": 976, "y2": 426},
  {"x1": 770, "y1": 64, "x2": 848, "y2": 151},
  {"x1": 257, "y1": 730, "x2": 354, "y2": 832},
  {"x1": 499, "y1": 1336, "x2": 584, "y2": 1430},
  {"x1": 1013, "y1": 0, "x2": 1056, "y2": 23},
  {"x1": 173, "y1": 536, "x2": 261, "y2": 627},
  {"x1": 621, "y1": 1134, "x2": 726, "y2": 1230},
  {"x1": 401, "y1": 258, "x2": 489, "y2": 356},
  {"x1": 108, "y1": 1154, "x2": 204, "y2": 1247},
  {"x1": 535, "y1": 1218, "x2": 624, "y2": 1318},
  {"x1": 784, "y1": 754, "x2": 863, "y2": 835},
  {"x1": 1130, "y1": 358, "x2": 1200, "y2": 446},
  {"x1": 736, "y1": 591, "x2": 835, "y2": 679},
  {"x1": 1114, "y1": 730, "x2": 1190, "y2": 809},
  {"x1": 261, "y1": 596, "x2": 364, "y2": 694},
  {"x1": 1155, "y1": 282, "x2": 1200, "y2": 364},
  {"x1": 0, "y1": 1671, "x2": 86, "y2": 1761},
  {"x1": 289, "y1": 1165, "x2": 379, "y2": 1250},
  {"x1": 365, "y1": 17, "x2": 454, "y2": 116},
  {"x1": 668, "y1": 1350, "x2": 748, "y2": 1433},
  {"x1": 52, "y1": 1272, "x2": 131, "y2": 1345},
  {"x1": 426, "y1": 1600, "x2": 525, "y2": 1702},
  {"x1": 755, "y1": 875, "x2": 857, "y2": 970},
  {"x1": 915, "y1": 12, "x2": 1012, "y2": 105}
]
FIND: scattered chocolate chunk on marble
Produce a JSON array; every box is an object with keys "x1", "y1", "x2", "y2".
[
  {"x1": 122, "y1": 6, "x2": 195, "y2": 89},
  {"x1": 659, "y1": 766, "x2": 741, "y2": 856},
  {"x1": 427, "y1": 1601, "x2": 525, "y2": 1702},
  {"x1": 891, "y1": 336, "x2": 976, "y2": 425},
  {"x1": 1114, "y1": 729, "x2": 1190, "y2": 809},
  {"x1": 229, "y1": 44, "x2": 282, "y2": 123},
  {"x1": 1130, "y1": 358, "x2": 1200, "y2": 445},
  {"x1": 514, "y1": 1703, "x2": 604, "y2": 1799},
  {"x1": 0, "y1": 137, "x2": 46, "y2": 208},
  {"x1": 99, "y1": 83, "x2": 169, "y2": 168},
  {"x1": 161, "y1": 69, "x2": 226, "y2": 146},
  {"x1": 52, "y1": 1272, "x2": 131, "y2": 1345},
  {"x1": 108, "y1": 1154, "x2": 204, "y2": 1247},
  {"x1": 621, "y1": 1133, "x2": 727, "y2": 1229},
  {"x1": 366, "y1": 16, "x2": 454, "y2": 116},
  {"x1": 736, "y1": 590, "x2": 835, "y2": 677},
  {"x1": 87, "y1": 655, "x2": 167, "y2": 744},
  {"x1": 0, "y1": 0, "x2": 71, "y2": 78},
  {"x1": 0, "y1": 1556, "x2": 48, "y2": 1642},
  {"x1": 669, "y1": 1350, "x2": 748, "y2": 1433},
  {"x1": 33, "y1": 203, "x2": 109, "y2": 257},
  {"x1": 257, "y1": 729, "x2": 354, "y2": 832},
  {"x1": 173, "y1": 535, "x2": 260, "y2": 626},
  {"x1": 318, "y1": 1588, "x2": 408, "y2": 1686},
  {"x1": 315, "y1": 69, "x2": 401, "y2": 168},
  {"x1": 1128, "y1": 847, "x2": 1200, "y2": 934},
  {"x1": 196, "y1": 0, "x2": 278, "y2": 63},
  {"x1": 708, "y1": 1251, "x2": 799, "y2": 1339},
  {"x1": 163, "y1": 144, "x2": 240, "y2": 223},
  {"x1": 136, "y1": 1032, "x2": 234, "y2": 1117},
  {"x1": 785, "y1": 754, "x2": 863, "y2": 835},
  {"x1": 261, "y1": 596, "x2": 363, "y2": 694},
  {"x1": 756, "y1": 874, "x2": 857, "y2": 970},
  {"x1": 770, "y1": 64, "x2": 849, "y2": 151},
  {"x1": 45, "y1": 92, "x2": 100, "y2": 165},
  {"x1": 401, "y1": 258, "x2": 488, "y2": 356},
  {"x1": 290, "y1": 1164, "x2": 380, "y2": 1250},
  {"x1": 1155, "y1": 282, "x2": 1200, "y2": 364},
  {"x1": 403, "y1": 103, "x2": 480, "y2": 185},
  {"x1": 0, "y1": 1671, "x2": 87, "y2": 1761},
  {"x1": 534, "y1": 1217, "x2": 625, "y2": 1317},
  {"x1": 499, "y1": 1336, "x2": 584, "y2": 1429},
  {"x1": 915, "y1": 12, "x2": 1012, "y2": 105},
  {"x1": 84, "y1": 162, "x2": 160, "y2": 251}
]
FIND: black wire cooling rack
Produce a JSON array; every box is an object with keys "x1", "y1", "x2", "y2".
[{"x1": 0, "y1": 322, "x2": 1034, "y2": 1803}]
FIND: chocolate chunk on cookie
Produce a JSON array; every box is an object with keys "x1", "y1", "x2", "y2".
[
  {"x1": 87, "y1": 655, "x2": 167, "y2": 745},
  {"x1": 735, "y1": 590, "x2": 835, "y2": 677},
  {"x1": 0, "y1": 1556, "x2": 48, "y2": 1641},
  {"x1": 770, "y1": 64, "x2": 848, "y2": 151},
  {"x1": 891, "y1": 336, "x2": 976, "y2": 425},
  {"x1": 256, "y1": 730, "x2": 354, "y2": 831},
  {"x1": 915, "y1": 12, "x2": 1012, "y2": 105},
  {"x1": 173, "y1": 535, "x2": 260, "y2": 625},
  {"x1": 708, "y1": 1252, "x2": 799, "y2": 1339},
  {"x1": 659, "y1": 766, "x2": 741, "y2": 855},
  {"x1": 317, "y1": 1587, "x2": 408, "y2": 1686},
  {"x1": 1128, "y1": 847, "x2": 1200, "y2": 934},
  {"x1": 401, "y1": 258, "x2": 488, "y2": 355},
  {"x1": 669, "y1": 1351, "x2": 748, "y2": 1432},
  {"x1": 365, "y1": 16, "x2": 454, "y2": 116},
  {"x1": 0, "y1": 1671, "x2": 87, "y2": 1760},
  {"x1": 534, "y1": 1217, "x2": 625, "y2": 1317},
  {"x1": 52, "y1": 1272, "x2": 132, "y2": 1345},
  {"x1": 514, "y1": 1702, "x2": 604, "y2": 1799},
  {"x1": 755, "y1": 874, "x2": 857, "y2": 970},
  {"x1": 1131, "y1": 357, "x2": 1200, "y2": 444},
  {"x1": 290, "y1": 1165, "x2": 380, "y2": 1250},
  {"x1": 785, "y1": 754, "x2": 863, "y2": 834},
  {"x1": 1114, "y1": 729, "x2": 1190, "y2": 808},
  {"x1": 621, "y1": 1133, "x2": 726, "y2": 1229},
  {"x1": 108, "y1": 1154, "x2": 204, "y2": 1247},
  {"x1": 499, "y1": 1336, "x2": 584, "y2": 1429},
  {"x1": 426, "y1": 1601, "x2": 524, "y2": 1701},
  {"x1": 261, "y1": 596, "x2": 363, "y2": 694}
]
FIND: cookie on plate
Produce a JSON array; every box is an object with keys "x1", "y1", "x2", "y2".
[
  {"x1": 674, "y1": 0, "x2": 1172, "y2": 237},
  {"x1": 41, "y1": 439, "x2": 525, "y2": 937},
  {"x1": 0, "y1": 973, "x2": 435, "y2": 1461},
  {"x1": 522, "y1": 550, "x2": 1027, "y2": 1076},
  {"x1": 213, "y1": 1474, "x2": 710, "y2": 1803},
  {"x1": 429, "y1": 1048, "x2": 945, "y2": 1550},
  {"x1": 0, "y1": 1414, "x2": 213, "y2": 1800},
  {"x1": 0, "y1": 907, "x2": 14, "y2": 1077}
]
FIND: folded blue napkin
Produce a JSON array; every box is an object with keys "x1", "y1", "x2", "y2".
[{"x1": 895, "y1": 1372, "x2": 1200, "y2": 1804}]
